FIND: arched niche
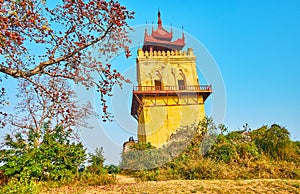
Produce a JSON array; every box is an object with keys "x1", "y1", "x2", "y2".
[{"x1": 154, "y1": 70, "x2": 162, "y2": 90}]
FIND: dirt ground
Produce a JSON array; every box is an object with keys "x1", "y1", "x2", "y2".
[{"x1": 41, "y1": 176, "x2": 300, "y2": 194}]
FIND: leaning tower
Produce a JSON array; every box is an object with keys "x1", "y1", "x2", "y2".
[{"x1": 131, "y1": 11, "x2": 212, "y2": 147}]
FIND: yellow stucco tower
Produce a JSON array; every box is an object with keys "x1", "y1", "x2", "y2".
[{"x1": 131, "y1": 11, "x2": 212, "y2": 147}]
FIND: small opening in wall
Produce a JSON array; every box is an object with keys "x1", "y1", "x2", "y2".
[
  {"x1": 155, "y1": 80, "x2": 162, "y2": 90},
  {"x1": 178, "y1": 80, "x2": 185, "y2": 90}
]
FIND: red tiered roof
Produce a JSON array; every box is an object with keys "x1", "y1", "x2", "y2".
[{"x1": 143, "y1": 10, "x2": 185, "y2": 51}]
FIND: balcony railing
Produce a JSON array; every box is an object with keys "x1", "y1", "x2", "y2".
[{"x1": 133, "y1": 85, "x2": 212, "y2": 92}]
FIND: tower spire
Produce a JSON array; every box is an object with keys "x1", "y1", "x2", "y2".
[
  {"x1": 158, "y1": 9, "x2": 162, "y2": 28},
  {"x1": 143, "y1": 10, "x2": 185, "y2": 51},
  {"x1": 152, "y1": 21, "x2": 154, "y2": 32},
  {"x1": 145, "y1": 21, "x2": 148, "y2": 36}
]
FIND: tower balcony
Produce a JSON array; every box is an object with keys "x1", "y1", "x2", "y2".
[{"x1": 131, "y1": 85, "x2": 212, "y2": 119}]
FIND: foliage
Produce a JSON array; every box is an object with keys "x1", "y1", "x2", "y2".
[
  {"x1": 0, "y1": 125, "x2": 86, "y2": 181},
  {"x1": 0, "y1": 1, "x2": 133, "y2": 189},
  {"x1": 207, "y1": 130, "x2": 259, "y2": 163},
  {"x1": 0, "y1": 0, "x2": 134, "y2": 133},
  {"x1": 0, "y1": 172, "x2": 117, "y2": 193},
  {"x1": 130, "y1": 142, "x2": 155, "y2": 150},
  {"x1": 106, "y1": 165, "x2": 121, "y2": 174},
  {"x1": 251, "y1": 124, "x2": 299, "y2": 161},
  {"x1": 88, "y1": 147, "x2": 105, "y2": 167},
  {"x1": 209, "y1": 142, "x2": 238, "y2": 163},
  {"x1": 122, "y1": 121, "x2": 300, "y2": 181},
  {"x1": 295, "y1": 141, "x2": 300, "y2": 155},
  {"x1": 121, "y1": 144, "x2": 170, "y2": 170},
  {"x1": 87, "y1": 147, "x2": 106, "y2": 174},
  {"x1": 0, "y1": 178, "x2": 40, "y2": 194}
]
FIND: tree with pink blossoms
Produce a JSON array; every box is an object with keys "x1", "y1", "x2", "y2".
[{"x1": 0, "y1": 0, "x2": 134, "y2": 139}]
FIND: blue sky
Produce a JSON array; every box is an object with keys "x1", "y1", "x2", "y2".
[{"x1": 1, "y1": 0, "x2": 300, "y2": 164}]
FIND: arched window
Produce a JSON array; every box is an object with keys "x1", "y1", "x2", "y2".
[
  {"x1": 154, "y1": 71, "x2": 162, "y2": 90},
  {"x1": 178, "y1": 70, "x2": 186, "y2": 90}
]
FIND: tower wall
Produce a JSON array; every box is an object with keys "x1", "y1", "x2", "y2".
[
  {"x1": 137, "y1": 99, "x2": 205, "y2": 147},
  {"x1": 136, "y1": 48, "x2": 207, "y2": 147},
  {"x1": 137, "y1": 49, "x2": 198, "y2": 87}
]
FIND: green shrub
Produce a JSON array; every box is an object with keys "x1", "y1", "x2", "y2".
[
  {"x1": 106, "y1": 165, "x2": 121, "y2": 174},
  {"x1": 0, "y1": 178, "x2": 39, "y2": 194},
  {"x1": 87, "y1": 147, "x2": 107, "y2": 174},
  {"x1": 238, "y1": 143, "x2": 260, "y2": 161},
  {"x1": 209, "y1": 143, "x2": 238, "y2": 163},
  {"x1": 251, "y1": 124, "x2": 299, "y2": 161},
  {"x1": 130, "y1": 142, "x2": 155, "y2": 150},
  {"x1": 0, "y1": 125, "x2": 86, "y2": 181}
]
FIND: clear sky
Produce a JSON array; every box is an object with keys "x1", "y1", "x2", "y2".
[{"x1": 1, "y1": 0, "x2": 300, "y2": 165}]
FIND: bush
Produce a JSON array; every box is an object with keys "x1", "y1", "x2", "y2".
[
  {"x1": 107, "y1": 165, "x2": 121, "y2": 174},
  {"x1": 0, "y1": 178, "x2": 39, "y2": 194},
  {"x1": 0, "y1": 125, "x2": 86, "y2": 181},
  {"x1": 210, "y1": 143, "x2": 238, "y2": 163},
  {"x1": 251, "y1": 124, "x2": 299, "y2": 161},
  {"x1": 87, "y1": 147, "x2": 107, "y2": 174}
]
